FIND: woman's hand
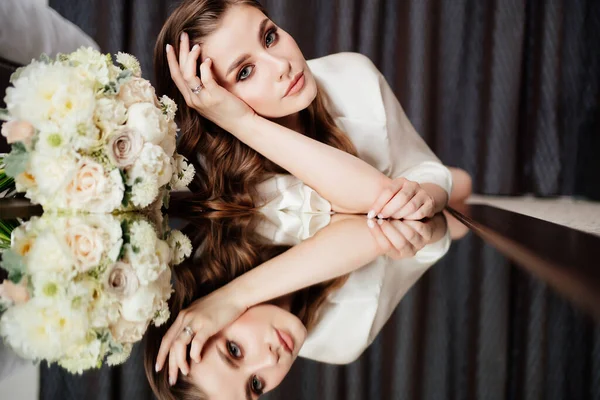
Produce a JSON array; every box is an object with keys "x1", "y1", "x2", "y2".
[
  {"x1": 166, "y1": 32, "x2": 256, "y2": 132},
  {"x1": 367, "y1": 218, "x2": 434, "y2": 259},
  {"x1": 369, "y1": 178, "x2": 436, "y2": 220},
  {"x1": 155, "y1": 286, "x2": 247, "y2": 386}
]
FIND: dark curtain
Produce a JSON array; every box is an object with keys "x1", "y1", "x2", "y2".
[{"x1": 39, "y1": 0, "x2": 600, "y2": 399}]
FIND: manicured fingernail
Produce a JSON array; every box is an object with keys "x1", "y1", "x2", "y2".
[
  {"x1": 377, "y1": 214, "x2": 384, "y2": 219},
  {"x1": 205, "y1": 57, "x2": 211, "y2": 63},
  {"x1": 166, "y1": 44, "x2": 171, "y2": 53},
  {"x1": 192, "y1": 44, "x2": 199, "y2": 51},
  {"x1": 367, "y1": 219, "x2": 375, "y2": 229},
  {"x1": 155, "y1": 363, "x2": 159, "y2": 372},
  {"x1": 169, "y1": 377, "x2": 175, "y2": 386},
  {"x1": 180, "y1": 32, "x2": 187, "y2": 41},
  {"x1": 377, "y1": 218, "x2": 384, "y2": 225},
  {"x1": 183, "y1": 370, "x2": 188, "y2": 376},
  {"x1": 367, "y1": 210, "x2": 375, "y2": 219}
]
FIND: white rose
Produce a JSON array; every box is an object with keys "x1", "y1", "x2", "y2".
[
  {"x1": 104, "y1": 262, "x2": 139, "y2": 299},
  {"x1": 110, "y1": 318, "x2": 148, "y2": 343},
  {"x1": 65, "y1": 159, "x2": 124, "y2": 212},
  {"x1": 118, "y1": 78, "x2": 158, "y2": 108},
  {"x1": 107, "y1": 127, "x2": 144, "y2": 167},
  {"x1": 94, "y1": 97, "x2": 127, "y2": 133},
  {"x1": 125, "y1": 102, "x2": 167, "y2": 145},
  {"x1": 127, "y1": 143, "x2": 173, "y2": 187}
]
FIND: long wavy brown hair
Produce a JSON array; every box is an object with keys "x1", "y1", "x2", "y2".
[
  {"x1": 143, "y1": 207, "x2": 348, "y2": 399},
  {"x1": 153, "y1": 0, "x2": 357, "y2": 213}
]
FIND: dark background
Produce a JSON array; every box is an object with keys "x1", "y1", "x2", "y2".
[{"x1": 7, "y1": 0, "x2": 600, "y2": 398}]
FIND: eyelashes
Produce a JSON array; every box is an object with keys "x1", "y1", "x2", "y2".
[{"x1": 236, "y1": 26, "x2": 279, "y2": 82}]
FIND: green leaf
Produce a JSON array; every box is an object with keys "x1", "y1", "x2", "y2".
[
  {"x1": 4, "y1": 143, "x2": 28, "y2": 178},
  {"x1": 1, "y1": 249, "x2": 25, "y2": 283},
  {"x1": 0, "y1": 108, "x2": 9, "y2": 122}
]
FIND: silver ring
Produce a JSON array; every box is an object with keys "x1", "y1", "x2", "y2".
[
  {"x1": 191, "y1": 84, "x2": 203, "y2": 94},
  {"x1": 183, "y1": 326, "x2": 194, "y2": 337}
]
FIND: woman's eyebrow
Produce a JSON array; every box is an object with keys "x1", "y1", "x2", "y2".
[{"x1": 225, "y1": 18, "x2": 270, "y2": 78}]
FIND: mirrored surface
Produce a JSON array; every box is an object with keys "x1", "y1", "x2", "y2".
[{"x1": 0, "y1": 202, "x2": 598, "y2": 400}]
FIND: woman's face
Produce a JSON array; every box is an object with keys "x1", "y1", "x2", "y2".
[
  {"x1": 199, "y1": 5, "x2": 318, "y2": 119},
  {"x1": 189, "y1": 304, "x2": 307, "y2": 399}
]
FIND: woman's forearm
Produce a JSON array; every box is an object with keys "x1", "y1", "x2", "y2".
[
  {"x1": 229, "y1": 114, "x2": 391, "y2": 213},
  {"x1": 228, "y1": 216, "x2": 381, "y2": 310}
]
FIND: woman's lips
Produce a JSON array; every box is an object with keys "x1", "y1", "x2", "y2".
[
  {"x1": 276, "y1": 329, "x2": 294, "y2": 354},
  {"x1": 285, "y1": 72, "x2": 305, "y2": 97}
]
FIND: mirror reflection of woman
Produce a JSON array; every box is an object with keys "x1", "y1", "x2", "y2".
[{"x1": 145, "y1": 208, "x2": 449, "y2": 399}]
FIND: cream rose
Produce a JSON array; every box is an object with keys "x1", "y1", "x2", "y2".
[
  {"x1": 64, "y1": 221, "x2": 105, "y2": 272},
  {"x1": 65, "y1": 159, "x2": 124, "y2": 212},
  {"x1": 118, "y1": 78, "x2": 157, "y2": 108},
  {"x1": 107, "y1": 127, "x2": 144, "y2": 167},
  {"x1": 125, "y1": 103, "x2": 168, "y2": 145},
  {"x1": 1, "y1": 120, "x2": 34, "y2": 144},
  {"x1": 110, "y1": 318, "x2": 147, "y2": 343},
  {"x1": 105, "y1": 262, "x2": 139, "y2": 299}
]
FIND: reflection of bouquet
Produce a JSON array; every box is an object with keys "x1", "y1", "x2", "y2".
[
  {"x1": 0, "y1": 213, "x2": 192, "y2": 373},
  {"x1": 0, "y1": 47, "x2": 194, "y2": 212}
]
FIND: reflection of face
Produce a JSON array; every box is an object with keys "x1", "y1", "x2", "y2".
[
  {"x1": 200, "y1": 5, "x2": 318, "y2": 119},
  {"x1": 190, "y1": 304, "x2": 307, "y2": 399}
]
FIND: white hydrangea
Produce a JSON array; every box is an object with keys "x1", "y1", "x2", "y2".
[
  {"x1": 168, "y1": 230, "x2": 192, "y2": 265},
  {"x1": 116, "y1": 52, "x2": 142, "y2": 77}
]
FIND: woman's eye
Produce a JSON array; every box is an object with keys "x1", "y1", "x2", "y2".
[
  {"x1": 227, "y1": 341, "x2": 242, "y2": 358},
  {"x1": 265, "y1": 30, "x2": 277, "y2": 47},
  {"x1": 251, "y1": 375, "x2": 264, "y2": 394},
  {"x1": 237, "y1": 66, "x2": 253, "y2": 81}
]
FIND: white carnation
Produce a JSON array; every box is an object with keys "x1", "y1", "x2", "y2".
[
  {"x1": 153, "y1": 307, "x2": 170, "y2": 327},
  {"x1": 106, "y1": 343, "x2": 132, "y2": 366},
  {"x1": 170, "y1": 154, "x2": 196, "y2": 190},
  {"x1": 127, "y1": 143, "x2": 173, "y2": 187},
  {"x1": 128, "y1": 220, "x2": 157, "y2": 249},
  {"x1": 125, "y1": 102, "x2": 168, "y2": 144},
  {"x1": 159, "y1": 95, "x2": 177, "y2": 121},
  {"x1": 130, "y1": 178, "x2": 159, "y2": 208},
  {"x1": 168, "y1": 230, "x2": 192, "y2": 265},
  {"x1": 116, "y1": 52, "x2": 142, "y2": 77},
  {"x1": 5, "y1": 61, "x2": 96, "y2": 134}
]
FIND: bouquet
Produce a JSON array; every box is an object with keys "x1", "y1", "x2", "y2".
[
  {"x1": 0, "y1": 47, "x2": 194, "y2": 212},
  {"x1": 0, "y1": 212, "x2": 192, "y2": 373}
]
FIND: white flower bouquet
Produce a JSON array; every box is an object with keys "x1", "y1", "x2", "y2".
[
  {"x1": 0, "y1": 212, "x2": 192, "y2": 373},
  {"x1": 0, "y1": 47, "x2": 194, "y2": 212}
]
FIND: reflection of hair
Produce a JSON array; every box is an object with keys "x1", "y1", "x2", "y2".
[
  {"x1": 144, "y1": 209, "x2": 347, "y2": 399},
  {"x1": 153, "y1": 0, "x2": 358, "y2": 214}
]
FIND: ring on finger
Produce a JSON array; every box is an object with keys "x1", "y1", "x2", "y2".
[
  {"x1": 183, "y1": 326, "x2": 194, "y2": 337},
  {"x1": 191, "y1": 83, "x2": 203, "y2": 94}
]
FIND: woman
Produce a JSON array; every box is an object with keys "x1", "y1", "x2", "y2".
[
  {"x1": 145, "y1": 208, "x2": 448, "y2": 399},
  {"x1": 154, "y1": 0, "x2": 472, "y2": 220}
]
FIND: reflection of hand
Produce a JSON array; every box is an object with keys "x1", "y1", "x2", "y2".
[
  {"x1": 155, "y1": 287, "x2": 246, "y2": 386},
  {"x1": 367, "y1": 218, "x2": 435, "y2": 259},
  {"x1": 166, "y1": 32, "x2": 256, "y2": 132},
  {"x1": 369, "y1": 178, "x2": 436, "y2": 220}
]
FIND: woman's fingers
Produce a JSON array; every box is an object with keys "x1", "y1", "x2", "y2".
[
  {"x1": 390, "y1": 220, "x2": 425, "y2": 252},
  {"x1": 182, "y1": 44, "x2": 202, "y2": 85},
  {"x1": 168, "y1": 328, "x2": 194, "y2": 385},
  {"x1": 367, "y1": 219, "x2": 397, "y2": 256},
  {"x1": 379, "y1": 220, "x2": 416, "y2": 257},
  {"x1": 179, "y1": 32, "x2": 190, "y2": 69},
  {"x1": 156, "y1": 313, "x2": 184, "y2": 371},
  {"x1": 368, "y1": 179, "x2": 405, "y2": 219},
  {"x1": 198, "y1": 57, "x2": 217, "y2": 91},
  {"x1": 392, "y1": 191, "x2": 426, "y2": 220},
  {"x1": 379, "y1": 181, "x2": 418, "y2": 219},
  {"x1": 189, "y1": 331, "x2": 209, "y2": 363},
  {"x1": 166, "y1": 45, "x2": 193, "y2": 101},
  {"x1": 402, "y1": 194, "x2": 435, "y2": 220}
]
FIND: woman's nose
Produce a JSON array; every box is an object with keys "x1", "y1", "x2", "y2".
[
  {"x1": 249, "y1": 344, "x2": 279, "y2": 369},
  {"x1": 263, "y1": 53, "x2": 291, "y2": 80}
]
